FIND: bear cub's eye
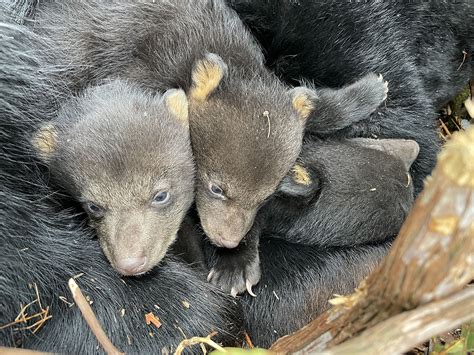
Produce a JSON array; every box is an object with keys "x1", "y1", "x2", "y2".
[
  {"x1": 151, "y1": 191, "x2": 170, "y2": 206},
  {"x1": 209, "y1": 182, "x2": 226, "y2": 200},
  {"x1": 84, "y1": 201, "x2": 105, "y2": 218}
]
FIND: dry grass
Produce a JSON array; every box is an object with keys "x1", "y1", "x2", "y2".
[{"x1": 0, "y1": 283, "x2": 51, "y2": 335}]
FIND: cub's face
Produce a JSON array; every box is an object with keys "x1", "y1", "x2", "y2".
[
  {"x1": 187, "y1": 53, "x2": 314, "y2": 248},
  {"x1": 33, "y1": 81, "x2": 194, "y2": 275}
]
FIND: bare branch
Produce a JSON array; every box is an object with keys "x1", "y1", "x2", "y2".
[
  {"x1": 68, "y1": 278, "x2": 124, "y2": 355},
  {"x1": 326, "y1": 287, "x2": 474, "y2": 355}
]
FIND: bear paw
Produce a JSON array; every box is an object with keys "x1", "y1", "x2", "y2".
[
  {"x1": 357, "y1": 72, "x2": 389, "y2": 108},
  {"x1": 207, "y1": 249, "x2": 261, "y2": 297}
]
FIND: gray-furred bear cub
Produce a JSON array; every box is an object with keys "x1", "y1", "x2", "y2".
[
  {"x1": 27, "y1": 0, "x2": 323, "y2": 257},
  {"x1": 208, "y1": 136, "x2": 419, "y2": 296},
  {"x1": 207, "y1": 74, "x2": 418, "y2": 295},
  {"x1": 32, "y1": 80, "x2": 194, "y2": 276}
]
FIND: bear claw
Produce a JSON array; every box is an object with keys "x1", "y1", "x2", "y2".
[{"x1": 207, "y1": 250, "x2": 261, "y2": 297}]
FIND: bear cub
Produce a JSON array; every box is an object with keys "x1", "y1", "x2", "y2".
[
  {"x1": 207, "y1": 73, "x2": 417, "y2": 296},
  {"x1": 32, "y1": 80, "x2": 195, "y2": 276}
]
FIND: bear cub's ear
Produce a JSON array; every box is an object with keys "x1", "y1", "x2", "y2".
[
  {"x1": 288, "y1": 86, "x2": 318, "y2": 121},
  {"x1": 163, "y1": 88, "x2": 189, "y2": 128},
  {"x1": 350, "y1": 138, "x2": 420, "y2": 171},
  {"x1": 31, "y1": 123, "x2": 58, "y2": 162},
  {"x1": 277, "y1": 164, "x2": 319, "y2": 199},
  {"x1": 190, "y1": 53, "x2": 228, "y2": 102}
]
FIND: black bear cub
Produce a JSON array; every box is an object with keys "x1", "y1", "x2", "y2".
[
  {"x1": 207, "y1": 72, "x2": 398, "y2": 295},
  {"x1": 32, "y1": 80, "x2": 195, "y2": 276},
  {"x1": 205, "y1": 136, "x2": 418, "y2": 346},
  {"x1": 207, "y1": 136, "x2": 418, "y2": 296}
]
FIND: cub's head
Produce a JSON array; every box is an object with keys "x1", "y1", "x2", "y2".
[
  {"x1": 273, "y1": 138, "x2": 420, "y2": 245},
  {"x1": 32, "y1": 80, "x2": 194, "y2": 276},
  {"x1": 187, "y1": 53, "x2": 314, "y2": 248}
]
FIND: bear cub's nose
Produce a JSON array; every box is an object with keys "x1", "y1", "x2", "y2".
[{"x1": 116, "y1": 256, "x2": 147, "y2": 276}]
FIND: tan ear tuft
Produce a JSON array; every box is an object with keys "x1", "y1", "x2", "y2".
[
  {"x1": 190, "y1": 53, "x2": 228, "y2": 102},
  {"x1": 289, "y1": 87, "x2": 317, "y2": 121},
  {"x1": 164, "y1": 89, "x2": 189, "y2": 127},
  {"x1": 292, "y1": 164, "x2": 312, "y2": 186},
  {"x1": 32, "y1": 124, "x2": 58, "y2": 161}
]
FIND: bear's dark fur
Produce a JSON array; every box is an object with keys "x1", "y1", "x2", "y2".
[
  {"x1": 241, "y1": 238, "x2": 389, "y2": 348},
  {"x1": 21, "y1": 0, "x2": 318, "y2": 251},
  {"x1": 0, "y1": 19, "x2": 243, "y2": 353},
  {"x1": 260, "y1": 138, "x2": 417, "y2": 247},
  {"x1": 228, "y1": 0, "x2": 474, "y2": 193}
]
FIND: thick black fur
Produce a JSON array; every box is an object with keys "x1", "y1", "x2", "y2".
[
  {"x1": 0, "y1": 20, "x2": 243, "y2": 353},
  {"x1": 240, "y1": 238, "x2": 389, "y2": 348},
  {"x1": 229, "y1": 0, "x2": 474, "y2": 193}
]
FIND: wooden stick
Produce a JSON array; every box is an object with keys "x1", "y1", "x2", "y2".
[
  {"x1": 272, "y1": 126, "x2": 474, "y2": 353},
  {"x1": 326, "y1": 287, "x2": 474, "y2": 355},
  {"x1": 68, "y1": 279, "x2": 124, "y2": 355}
]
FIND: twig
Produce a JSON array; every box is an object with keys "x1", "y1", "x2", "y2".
[
  {"x1": 456, "y1": 50, "x2": 468, "y2": 71},
  {"x1": 68, "y1": 278, "x2": 124, "y2": 355},
  {"x1": 244, "y1": 332, "x2": 255, "y2": 349},
  {"x1": 174, "y1": 331, "x2": 226, "y2": 355},
  {"x1": 34, "y1": 283, "x2": 42, "y2": 310},
  {"x1": 1, "y1": 284, "x2": 50, "y2": 333},
  {"x1": 438, "y1": 119, "x2": 452, "y2": 138},
  {"x1": 15, "y1": 308, "x2": 52, "y2": 334}
]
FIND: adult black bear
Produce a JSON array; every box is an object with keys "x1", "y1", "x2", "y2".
[
  {"x1": 241, "y1": 239, "x2": 389, "y2": 348},
  {"x1": 0, "y1": 20, "x2": 243, "y2": 353},
  {"x1": 228, "y1": 0, "x2": 474, "y2": 194}
]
